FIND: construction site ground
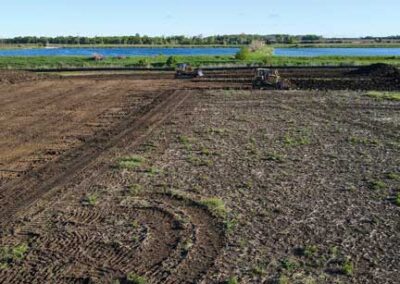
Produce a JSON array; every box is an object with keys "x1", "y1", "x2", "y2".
[{"x1": 0, "y1": 67, "x2": 399, "y2": 283}]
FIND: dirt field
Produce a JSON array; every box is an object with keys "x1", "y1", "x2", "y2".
[{"x1": 0, "y1": 69, "x2": 399, "y2": 283}]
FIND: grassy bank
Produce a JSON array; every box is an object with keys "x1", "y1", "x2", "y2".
[{"x1": 0, "y1": 55, "x2": 400, "y2": 69}]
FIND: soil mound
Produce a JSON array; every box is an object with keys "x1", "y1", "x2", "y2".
[
  {"x1": 0, "y1": 70, "x2": 42, "y2": 84},
  {"x1": 350, "y1": 63, "x2": 400, "y2": 77}
]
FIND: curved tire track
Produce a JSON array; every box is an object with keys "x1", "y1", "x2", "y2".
[{"x1": 0, "y1": 192, "x2": 225, "y2": 284}]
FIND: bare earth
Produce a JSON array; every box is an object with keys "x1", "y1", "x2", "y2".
[{"x1": 0, "y1": 72, "x2": 399, "y2": 283}]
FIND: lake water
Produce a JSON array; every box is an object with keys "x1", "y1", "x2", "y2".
[
  {"x1": 0, "y1": 47, "x2": 399, "y2": 57},
  {"x1": 0, "y1": 47, "x2": 239, "y2": 57},
  {"x1": 274, "y1": 48, "x2": 400, "y2": 57}
]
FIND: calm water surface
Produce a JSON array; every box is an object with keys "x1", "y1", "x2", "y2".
[
  {"x1": 0, "y1": 47, "x2": 239, "y2": 57},
  {"x1": 0, "y1": 47, "x2": 399, "y2": 57},
  {"x1": 274, "y1": 47, "x2": 400, "y2": 57}
]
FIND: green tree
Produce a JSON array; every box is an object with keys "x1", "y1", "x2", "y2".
[
  {"x1": 235, "y1": 47, "x2": 250, "y2": 60},
  {"x1": 166, "y1": 56, "x2": 177, "y2": 66}
]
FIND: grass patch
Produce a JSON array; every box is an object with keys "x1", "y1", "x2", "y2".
[
  {"x1": 395, "y1": 193, "x2": 400, "y2": 206},
  {"x1": 178, "y1": 135, "x2": 194, "y2": 145},
  {"x1": 284, "y1": 134, "x2": 311, "y2": 147},
  {"x1": 187, "y1": 155, "x2": 213, "y2": 167},
  {"x1": 81, "y1": 193, "x2": 98, "y2": 206},
  {"x1": 264, "y1": 152, "x2": 285, "y2": 163},
  {"x1": 365, "y1": 91, "x2": 400, "y2": 101},
  {"x1": 126, "y1": 273, "x2": 147, "y2": 284},
  {"x1": 369, "y1": 180, "x2": 387, "y2": 190},
  {"x1": 280, "y1": 258, "x2": 298, "y2": 271},
  {"x1": 341, "y1": 258, "x2": 354, "y2": 276},
  {"x1": 131, "y1": 220, "x2": 140, "y2": 229},
  {"x1": 1, "y1": 54, "x2": 400, "y2": 69},
  {"x1": 387, "y1": 172, "x2": 400, "y2": 180},
  {"x1": 0, "y1": 244, "x2": 29, "y2": 269},
  {"x1": 200, "y1": 197, "x2": 227, "y2": 219},
  {"x1": 200, "y1": 147, "x2": 211, "y2": 156},
  {"x1": 301, "y1": 245, "x2": 318, "y2": 258},
  {"x1": 349, "y1": 136, "x2": 380, "y2": 146},
  {"x1": 178, "y1": 135, "x2": 195, "y2": 150},
  {"x1": 224, "y1": 218, "x2": 238, "y2": 234},
  {"x1": 116, "y1": 155, "x2": 145, "y2": 170},
  {"x1": 225, "y1": 276, "x2": 239, "y2": 284},
  {"x1": 277, "y1": 275, "x2": 290, "y2": 284},
  {"x1": 128, "y1": 184, "x2": 142, "y2": 195},
  {"x1": 146, "y1": 167, "x2": 162, "y2": 176}
]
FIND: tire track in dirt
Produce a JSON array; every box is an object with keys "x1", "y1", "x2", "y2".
[
  {"x1": 0, "y1": 192, "x2": 225, "y2": 284},
  {"x1": 0, "y1": 80, "x2": 147, "y2": 179},
  {"x1": 0, "y1": 89, "x2": 226, "y2": 283},
  {"x1": 0, "y1": 90, "x2": 189, "y2": 227}
]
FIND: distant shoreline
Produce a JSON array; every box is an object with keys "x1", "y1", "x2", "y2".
[{"x1": 2, "y1": 43, "x2": 400, "y2": 50}]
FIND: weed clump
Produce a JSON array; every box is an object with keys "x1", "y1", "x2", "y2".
[
  {"x1": 342, "y1": 258, "x2": 354, "y2": 276},
  {"x1": 277, "y1": 275, "x2": 290, "y2": 284},
  {"x1": 146, "y1": 167, "x2": 162, "y2": 176},
  {"x1": 301, "y1": 245, "x2": 318, "y2": 258},
  {"x1": 200, "y1": 197, "x2": 227, "y2": 219},
  {"x1": 178, "y1": 135, "x2": 193, "y2": 145},
  {"x1": 126, "y1": 272, "x2": 147, "y2": 284},
  {"x1": 81, "y1": 193, "x2": 98, "y2": 206},
  {"x1": 349, "y1": 136, "x2": 380, "y2": 146},
  {"x1": 187, "y1": 155, "x2": 213, "y2": 167},
  {"x1": 225, "y1": 276, "x2": 239, "y2": 284},
  {"x1": 369, "y1": 180, "x2": 387, "y2": 190},
  {"x1": 280, "y1": 258, "x2": 298, "y2": 271},
  {"x1": 116, "y1": 156, "x2": 145, "y2": 170},
  {"x1": 387, "y1": 172, "x2": 400, "y2": 180},
  {"x1": 395, "y1": 193, "x2": 400, "y2": 206},
  {"x1": 283, "y1": 132, "x2": 311, "y2": 147},
  {"x1": 265, "y1": 152, "x2": 285, "y2": 163},
  {"x1": 0, "y1": 244, "x2": 29, "y2": 269},
  {"x1": 131, "y1": 220, "x2": 140, "y2": 229},
  {"x1": 128, "y1": 184, "x2": 142, "y2": 195}
]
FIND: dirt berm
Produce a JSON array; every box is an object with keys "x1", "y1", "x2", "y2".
[{"x1": 349, "y1": 63, "x2": 400, "y2": 77}]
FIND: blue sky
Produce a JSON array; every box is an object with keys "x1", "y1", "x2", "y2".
[{"x1": 1, "y1": 0, "x2": 399, "y2": 37}]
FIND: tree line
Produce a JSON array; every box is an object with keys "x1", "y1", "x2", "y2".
[
  {"x1": 0, "y1": 34, "x2": 322, "y2": 45},
  {"x1": 1, "y1": 34, "x2": 398, "y2": 46}
]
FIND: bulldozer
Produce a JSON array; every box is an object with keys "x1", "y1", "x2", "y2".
[
  {"x1": 175, "y1": 63, "x2": 204, "y2": 79},
  {"x1": 252, "y1": 68, "x2": 290, "y2": 90}
]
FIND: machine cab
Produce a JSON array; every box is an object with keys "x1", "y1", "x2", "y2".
[
  {"x1": 176, "y1": 63, "x2": 191, "y2": 72},
  {"x1": 256, "y1": 68, "x2": 272, "y2": 79}
]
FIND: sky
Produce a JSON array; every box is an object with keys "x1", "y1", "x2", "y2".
[{"x1": 0, "y1": 0, "x2": 399, "y2": 38}]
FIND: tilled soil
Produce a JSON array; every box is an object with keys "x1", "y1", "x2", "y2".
[
  {"x1": 0, "y1": 70, "x2": 47, "y2": 84},
  {"x1": 202, "y1": 64, "x2": 400, "y2": 91},
  {"x1": 0, "y1": 76, "x2": 244, "y2": 187},
  {"x1": 0, "y1": 72, "x2": 399, "y2": 283}
]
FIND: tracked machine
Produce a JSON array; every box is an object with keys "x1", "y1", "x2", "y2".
[
  {"x1": 252, "y1": 68, "x2": 291, "y2": 90},
  {"x1": 175, "y1": 63, "x2": 204, "y2": 79}
]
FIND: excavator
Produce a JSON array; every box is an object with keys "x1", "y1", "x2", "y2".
[
  {"x1": 175, "y1": 63, "x2": 204, "y2": 79},
  {"x1": 252, "y1": 68, "x2": 291, "y2": 90}
]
